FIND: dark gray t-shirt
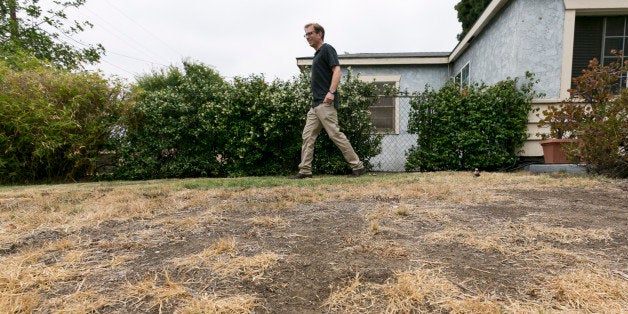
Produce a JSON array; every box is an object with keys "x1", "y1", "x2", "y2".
[{"x1": 311, "y1": 43, "x2": 339, "y2": 108}]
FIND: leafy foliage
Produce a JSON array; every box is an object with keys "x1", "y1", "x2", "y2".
[
  {"x1": 537, "y1": 52, "x2": 628, "y2": 177},
  {"x1": 111, "y1": 63, "x2": 382, "y2": 179},
  {"x1": 0, "y1": 56, "x2": 126, "y2": 184},
  {"x1": 406, "y1": 73, "x2": 539, "y2": 172},
  {"x1": 578, "y1": 90, "x2": 628, "y2": 177},
  {"x1": 218, "y1": 73, "x2": 308, "y2": 176},
  {"x1": 537, "y1": 53, "x2": 626, "y2": 140},
  {"x1": 536, "y1": 103, "x2": 586, "y2": 140},
  {"x1": 454, "y1": 0, "x2": 491, "y2": 41},
  {"x1": 0, "y1": 0, "x2": 104, "y2": 70},
  {"x1": 112, "y1": 62, "x2": 230, "y2": 179}
]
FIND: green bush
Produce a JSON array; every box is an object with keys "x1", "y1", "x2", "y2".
[
  {"x1": 111, "y1": 63, "x2": 382, "y2": 179},
  {"x1": 216, "y1": 73, "x2": 307, "y2": 176},
  {"x1": 0, "y1": 56, "x2": 126, "y2": 184},
  {"x1": 535, "y1": 53, "x2": 628, "y2": 177},
  {"x1": 406, "y1": 73, "x2": 538, "y2": 171},
  {"x1": 112, "y1": 62, "x2": 230, "y2": 179},
  {"x1": 220, "y1": 69, "x2": 382, "y2": 176},
  {"x1": 577, "y1": 90, "x2": 627, "y2": 177}
]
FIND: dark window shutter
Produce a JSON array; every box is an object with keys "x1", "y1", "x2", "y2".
[{"x1": 572, "y1": 17, "x2": 603, "y2": 82}]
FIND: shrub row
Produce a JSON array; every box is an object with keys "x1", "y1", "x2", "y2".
[
  {"x1": 107, "y1": 62, "x2": 382, "y2": 180},
  {"x1": 1, "y1": 59, "x2": 382, "y2": 183},
  {"x1": 8, "y1": 54, "x2": 621, "y2": 182}
]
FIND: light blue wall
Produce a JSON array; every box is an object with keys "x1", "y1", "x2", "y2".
[
  {"x1": 452, "y1": 0, "x2": 565, "y2": 99},
  {"x1": 340, "y1": 0, "x2": 568, "y2": 171},
  {"x1": 342, "y1": 65, "x2": 449, "y2": 171},
  {"x1": 345, "y1": 65, "x2": 450, "y2": 92}
]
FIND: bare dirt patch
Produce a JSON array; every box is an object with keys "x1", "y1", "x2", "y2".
[{"x1": 0, "y1": 172, "x2": 626, "y2": 313}]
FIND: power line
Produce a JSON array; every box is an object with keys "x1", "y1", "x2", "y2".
[
  {"x1": 48, "y1": 26, "x2": 168, "y2": 68},
  {"x1": 38, "y1": 1, "x2": 172, "y2": 76},
  {"x1": 81, "y1": 6, "x2": 168, "y2": 63},
  {"x1": 97, "y1": 57, "x2": 139, "y2": 77},
  {"x1": 103, "y1": 0, "x2": 184, "y2": 57}
]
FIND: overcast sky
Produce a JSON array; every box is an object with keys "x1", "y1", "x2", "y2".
[{"x1": 58, "y1": 0, "x2": 461, "y2": 82}]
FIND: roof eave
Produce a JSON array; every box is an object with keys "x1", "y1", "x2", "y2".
[{"x1": 296, "y1": 56, "x2": 450, "y2": 69}]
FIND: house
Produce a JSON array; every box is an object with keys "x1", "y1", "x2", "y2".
[{"x1": 297, "y1": 0, "x2": 628, "y2": 172}]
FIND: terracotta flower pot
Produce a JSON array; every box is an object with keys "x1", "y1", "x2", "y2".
[{"x1": 539, "y1": 139, "x2": 580, "y2": 164}]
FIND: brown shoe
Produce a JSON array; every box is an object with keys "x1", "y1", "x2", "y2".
[
  {"x1": 348, "y1": 167, "x2": 367, "y2": 178},
  {"x1": 289, "y1": 173, "x2": 312, "y2": 179}
]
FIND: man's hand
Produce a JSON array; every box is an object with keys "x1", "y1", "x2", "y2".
[{"x1": 324, "y1": 92, "x2": 335, "y2": 104}]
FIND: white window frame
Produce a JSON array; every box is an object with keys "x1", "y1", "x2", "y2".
[
  {"x1": 359, "y1": 75, "x2": 401, "y2": 135},
  {"x1": 455, "y1": 62, "x2": 471, "y2": 90},
  {"x1": 600, "y1": 16, "x2": 628, "y2": 89}
]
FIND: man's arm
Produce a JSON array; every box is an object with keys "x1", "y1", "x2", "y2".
[{"x1": 325, "y1": 66, "x2": 341, "y2": 103}]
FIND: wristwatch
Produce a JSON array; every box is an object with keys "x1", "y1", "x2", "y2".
[{"x1": 329, "y1": 90, "x2": 336, "y2": 95}]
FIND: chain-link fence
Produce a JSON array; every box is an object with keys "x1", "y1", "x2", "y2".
[{"x1": 369, "y1": 96, "x2": 418, "y2": 172}]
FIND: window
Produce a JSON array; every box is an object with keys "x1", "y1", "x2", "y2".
[
  {"x1": 602, "y1": 16, "x2": 628, "y2": 89},
  {"x1": 360, "y1": 76, "x2": 400, "y2": 134},
  {"x1": 572, "y1": 15, "x2": 628, "y2": 90},
  {"x1": 454, "y1": 62, "x2": 470, "y2": 90}
]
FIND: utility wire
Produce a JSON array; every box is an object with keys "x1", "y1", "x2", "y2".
[
  {"x1": 47, "y1": 26, "x2": 168, "y2": 67},
  {"x1": 81, "y1": 6, "x2": 168, "y2": 63},
  {"x1": 97, "y1": 58, "x2": 139, "y2": 77},
  {"x1": 103, "y1": 0, "x2": 184, "y2": 57}
]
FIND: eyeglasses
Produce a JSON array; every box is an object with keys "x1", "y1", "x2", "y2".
[{"x1": 303, "y1": 31, "x2": 315, "y2": 38}]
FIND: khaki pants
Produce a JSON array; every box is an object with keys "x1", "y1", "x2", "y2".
[{"x1": 298, "y1": 103, "x2": 363, "y2": 175}]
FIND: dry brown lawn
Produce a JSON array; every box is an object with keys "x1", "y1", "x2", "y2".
[{"x1": 0, "y1": 172, "x2": 626, "y2": 313}]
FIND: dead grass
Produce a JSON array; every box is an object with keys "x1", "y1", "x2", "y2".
[
  {"x1": 424, "y1": 222, "x2": 614, "y2": 256},
  {"x1": 324, "y1": 267, "x2": 497, "y2": 313},
  {"x1": 249, "y1": 215, "x2": 288, "y2": 228},
  {"x1": 548, "y1": 267, "x2": 628, "y2": 312},
  {"x1": 124, "y1": 270, "x2": 191, "y2": 311},
  {"x1": 211, "y1": 252, "x2": 282, "y2": 281},
  {"x1": 0, "y1": 172, "x2": 626, "y2": 312},
  {"x1": 179, "y1": 293, "x2": 261, "y2": 313}
]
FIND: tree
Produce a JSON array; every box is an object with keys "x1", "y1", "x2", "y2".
[
  {"x1": 454, "y1": 0, "x2": 491, "y2": 41},
  {"x1": 0, "y1": 0, "x2": 104, "y2": 70}
]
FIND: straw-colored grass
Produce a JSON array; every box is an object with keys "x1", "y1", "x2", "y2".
[
  {"x1": 424, "y1": 222, "x2": 614, "y2": 256},
  {"x1": 0, "y1": 172, "x2": 624, "y2": 312},
  {"x1": 548, "y1": 267, "x2": 628, "y2": 312},
  {"x1": 210, "y1": 252, "x2": 282, "y2": 280},
  {"x1": 124, "y1": 270, "x2": 191, "y2": 312},
  {"x1": 172, "y1": 237, "x2": 237, "y2": 268},
  {"x1": 324, "y1": 268, "x2": 484, "y2": 313},
  {"x1": 178, "y1": 293, "x2": 261, "y2": 313}
]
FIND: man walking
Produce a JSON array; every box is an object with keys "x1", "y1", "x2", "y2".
[{"x1": 291, "y1": 23, "x2": 367, "y2": 179}]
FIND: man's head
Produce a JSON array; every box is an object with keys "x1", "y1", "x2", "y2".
[{"x1": 304, "y1": 23, "x2": 325, "y2": 49}]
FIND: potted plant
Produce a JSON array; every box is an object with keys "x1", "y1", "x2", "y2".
[
  {"x1": 537, "y1": 50, "x2": 627, "y2": 164},
  {"x1": 536, "y1": 103, "x2": 585, "y2": 163}
]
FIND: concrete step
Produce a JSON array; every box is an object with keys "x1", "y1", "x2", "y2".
[{"x1": 525, "y1": 164, "x2": 587, "y2": 174}]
